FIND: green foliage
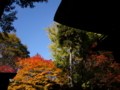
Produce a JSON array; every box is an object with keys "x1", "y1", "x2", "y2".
[
  {"x1": 45, "y1": 23, "x2": 70, "y2": 73},
  {"x1": 16, "y1": 0, "x2": 48, "y2": 8},
  {"x1": 0, "y1": 0, "x2": 48, "y2": 32},
  {"x1": 57, "y1": 24, "x2": 82, "y2": 47},
  {"x1": 0, "y1": 33, "x2": 30, "y2": 69},
  {"x1": 45, "y1": 23, "x2": 107, "y2": 88},
  {"x1": 45, "y1": 23, "x2": 100, "y2": 63},
  {"x1": 0, "y1": 11, "x2": 17, "y2": 32},
  {"x1": 45, "y1": 23, "x2": 99, "y2": 68}
]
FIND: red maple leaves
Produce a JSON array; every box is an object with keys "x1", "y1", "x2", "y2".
[
  {"x1": 85, "y1": 51, "x2": 120, "y2": 89},
  {"x1": 0, "y1": 65, "x2": 16, "y2": 73}
]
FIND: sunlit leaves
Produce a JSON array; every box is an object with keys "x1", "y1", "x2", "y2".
[
  {"x1": 0, "y1": 33, "x2": 29, "y2": 70},
  {"x1": 11, "y1": 54, "x2": 64, "y2": 89}
]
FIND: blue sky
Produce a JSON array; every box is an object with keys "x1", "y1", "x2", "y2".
[{"x1": 13, "y1": 0, "x2": 61, "y2": 60}]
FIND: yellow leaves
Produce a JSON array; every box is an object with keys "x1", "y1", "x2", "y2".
[
  {"x1": 54, "y1": 69, "x2": 61, "y2": 73},
  {"x1": 9, "y1": 84, "x2": 37, "y2": 90},
  {"x1": 31, "y1": 88, "x2": 37, "y2": 90},
  {"x1": 10, "y1": 54, "x2": 65, "y2": 89}
]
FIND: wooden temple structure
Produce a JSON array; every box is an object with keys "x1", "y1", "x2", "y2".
[{"x1": 54, "y1": 0, "x2": 120, "y2": 62}]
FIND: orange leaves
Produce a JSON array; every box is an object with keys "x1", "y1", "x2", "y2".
[
  {"x1": 13, "y1": 54, "x2": 63, "y2": 89},
  {"x1": 16, "y1": 54, "x2": 54, "y2": 70}
]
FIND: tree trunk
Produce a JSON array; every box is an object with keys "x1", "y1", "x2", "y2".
[{"x1": 69, "y1": 46, "x2": 73, "y2": 87}]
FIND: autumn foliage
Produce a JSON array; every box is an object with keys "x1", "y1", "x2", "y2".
[
  {"x1": 7, "y1": 52, "x2": 120, "y2": 90},
  {"x1": 0, "y1": 65, "x2": 16, "y2": 73},
  {"x1": 9, "y1": 54, "x2": 66, "y2": 90},
  {"x1": 83, "y1": 51, "x2": 120, "y2": 90}
]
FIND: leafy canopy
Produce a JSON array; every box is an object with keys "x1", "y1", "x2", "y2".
[
  {"x1": 11, "y1": 54, "x2": 66, "y2": 90},
  {"x1": 0, "y1": 33, "x2": 30, "y2": 70}
]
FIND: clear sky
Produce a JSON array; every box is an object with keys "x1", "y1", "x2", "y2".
[{"x1": 13, "y1": 0, "x2": 61, "y2": 60}]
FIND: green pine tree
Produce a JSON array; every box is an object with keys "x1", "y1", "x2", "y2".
[{"x1": 45, "y1": 23, "x2": 102, "y2": 87}]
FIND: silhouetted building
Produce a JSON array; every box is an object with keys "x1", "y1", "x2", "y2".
[{"x1": 54, "y1": 0, "x2": 120, "y2": 63}]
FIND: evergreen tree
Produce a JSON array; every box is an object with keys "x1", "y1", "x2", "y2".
[
  {"x1": 45, "y1": 23, "x2": 69, "y2": 71},
  {"x1": 45, "y1": 23, "x2": 102, "y2": 87},
  {"x1": 56, "y1": 23, "x2": 83, "y2": 87}
]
